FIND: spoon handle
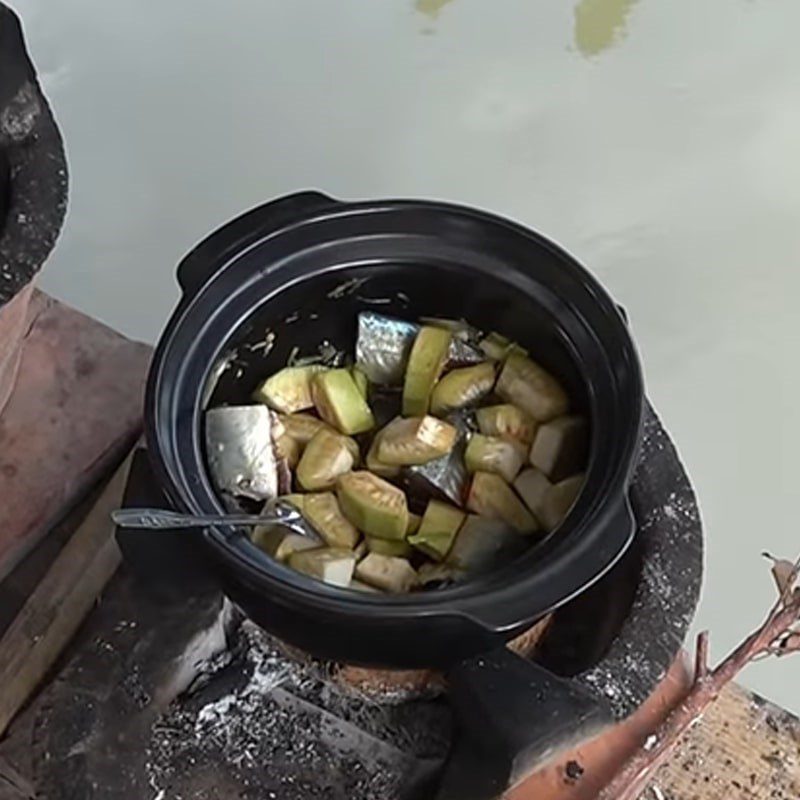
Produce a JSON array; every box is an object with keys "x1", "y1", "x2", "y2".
[{"x1": 111, "y1": 505, "x2": 302, "y2": 531}]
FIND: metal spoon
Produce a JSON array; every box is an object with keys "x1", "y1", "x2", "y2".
[{"x1": 111, "y1": 500, "x2": 310, "y2": 536}]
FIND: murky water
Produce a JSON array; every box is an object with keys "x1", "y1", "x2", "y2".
[{"x1": 13, "y1": 0, "x2": 800, "y2": 712}]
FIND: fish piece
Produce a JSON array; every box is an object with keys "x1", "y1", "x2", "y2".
[
  {"x1": 447, "y1": 337, "x2": 486, "y2": 368},
  {"x1": 205, "y1": 405, "x2": 278, "y2": 501},
  {"x1": 403, "y1": 410, "x2": 475, "y2": 508},
  {"x1": 355, "y1": 313, "x2": 483, "y2": 387},
  {"x1": 355, "y1": 312, "x2": 418, "y2": 385}
]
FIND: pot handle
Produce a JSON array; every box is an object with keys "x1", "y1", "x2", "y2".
[
  {"x1": 176, "y1": 190, "x2": 340, "y2": 296},
  {"x1": 432, "y1": 648, "x2": 613, "y2": 800},
  {"x1": 456, "y1": 496, "x2": 637, "y2": 635}
]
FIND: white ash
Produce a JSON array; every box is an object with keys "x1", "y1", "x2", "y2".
[
  {"x1": 145, "y1": 620, "x2": 450, "y2": 800},
  {"x1": 575, "y1": 405, "x2": 703, "y2": 719}
]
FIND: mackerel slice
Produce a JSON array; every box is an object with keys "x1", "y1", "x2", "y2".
[
  {"x1": 205, "y1": 405, "x2": 278, "y2": 502},
  {"x1": 355, "y1": 312, "x2": 483, "y2": 387}
]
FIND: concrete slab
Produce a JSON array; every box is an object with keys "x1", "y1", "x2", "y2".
[{"x1": 0, "y1": 291, "x2": 150, "y2": 578}]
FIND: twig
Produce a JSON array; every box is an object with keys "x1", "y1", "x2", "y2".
[
  {"x1": 694, "y1": 631, "x2": 709, "y2": 681},
  {"x1": 599, "y1": 554, "x2": 800, "y2": 800}
]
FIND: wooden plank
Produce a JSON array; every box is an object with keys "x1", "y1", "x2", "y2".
[
  {"x1": 508, "y1": 675, "x2": 800, "y2": 800},
  {"x1": 0, "y1": 453, "x2": 132, "y2": 737},
  {"x1": 646, "y1": 683, "x2": 800, "y2": 799}
]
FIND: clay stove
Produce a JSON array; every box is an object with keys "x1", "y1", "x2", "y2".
[{"x1": 27, "y1": 404, "x2": 704, "y2": 800}]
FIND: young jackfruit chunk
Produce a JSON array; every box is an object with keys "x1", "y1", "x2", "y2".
[
  {"x1": 277, "y1": 412, "x2": 334, "y2": 445},
  {"x1": 355, "y1": 553, "x2": 418, "y2": 593},
  {"x1": 406, "y1": 512, "x2": 422, "y2": 535},
  {"x1": 254, "y1": 366, "x2": 326, "y2": 414},
  {"x1": 365, "y1": 427, "x2": 401, "y2": 479},
  {"x1": 274, "y1": 432, "x2": 301, "y2": 469},
  {"x1": 512, "y1": 468, "x2": 551, "y2": 523},
  {"x1": 312, "y1": 368, "x2": 375, "y2": 435},
  {"x1": 402, "y1": 326, "x2": 452, "y2": 416},
  {"x1": 408, "y1": 500, "x2": 466, "y2": 561},
  {"x1": 464, "y1": 434, "x2": 527, "y2": 483},
  {"x1": 466, "y1": 471, "x2": 539, "y2": 534},
  {"x1": 350, "y1": 366, "x2": 369, "y2": 399},
  {"x1": 289, "y1": 548, "x2": 356, "y2": 587},
  {"x1": 337, "y1": 471, "x2": 409, "y2": 540},
  {"x1": 296, "y1": 429, "x2": 356, "y2": 491},
  {"x1": 529, "y1": 415, "x2": 589, "y2": 481},
  {"x1": 278, "y1": 493, "x2": 307, "y2": 512},
  {"x1": 430, "y1": 362, "x2": 496, "y2": 415},
  {"x1": 302, "y1": 492, "x2": 361, "y2": 548},
  {"x1": 376, "y1": 416, "x2": 457, "y2": 466},
  {"x1": 446, "y1": 515, "x2": 523, "y2": 573},
  {"x1": 366, "y1": 536, "x2": 413, "y2": 558},
  {"x1": 495, "y1": 353, "x2": 568, "y2": 422},
  {"x1": 539, "y1": 474, "x2": 585, "y2": 531},
  {"x1": 252, "y1": 528, "x2": 319, "y2": 562},
  {"x1": 475, "y1": 404, "x2": 539, "y2": 446},
  {"x1": 478, "y1": 332, "x2": 528, "y2": 362}
]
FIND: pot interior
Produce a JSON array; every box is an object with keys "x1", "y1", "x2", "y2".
[
  {"x1": 202, "y1": 260, "x2": 594, "y2": 587},
  {"x1": 207, "y1": 263, "x2": 589, "y2": 416}
]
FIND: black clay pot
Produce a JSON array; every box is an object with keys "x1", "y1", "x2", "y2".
[{"x1": 140, "y1": 191, "x2": 644, "y2": 669}]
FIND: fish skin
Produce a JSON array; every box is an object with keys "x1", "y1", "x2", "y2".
[
  {"x1": 205, "y1": 405, "x2": 278, "y2": 501},
  {"x1": 403, "y1": 410, "x2": 476, "y2": 508},
  {"x1": 355, "y1": 312, "x2": 484, "y2": 386}
]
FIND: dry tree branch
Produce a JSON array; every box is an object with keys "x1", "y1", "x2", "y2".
[{"x1": 598, "y1": 553, "x2": 800, "y2": 800}]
